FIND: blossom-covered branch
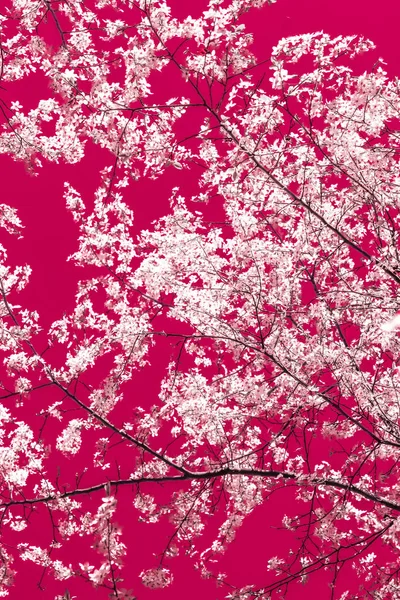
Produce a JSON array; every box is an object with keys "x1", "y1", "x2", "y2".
[{"x1": 0, "y1": 0, "x2": 400, "y2": 598}]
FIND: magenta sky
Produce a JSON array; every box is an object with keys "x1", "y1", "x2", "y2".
[{"x1": 2, "y1": 0, "x2": 400, "y2": 598}]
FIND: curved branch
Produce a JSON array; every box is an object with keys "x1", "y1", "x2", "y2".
[{"x1": 3, "y1": 467, "x2": 400, "y2": 515}]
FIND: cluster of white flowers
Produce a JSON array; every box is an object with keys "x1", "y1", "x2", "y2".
[{"x1": 140, "y1": 567, "x2": 173, "y2": 589}]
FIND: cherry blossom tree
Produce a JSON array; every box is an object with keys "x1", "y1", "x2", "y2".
[{"x1": 0, "y1": 0, "x2": 400, "y2": 598}]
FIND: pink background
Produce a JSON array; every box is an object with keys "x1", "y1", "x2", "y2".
[{"x1": 2, "y1": 0, "x2": 400, "y2": 598}]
